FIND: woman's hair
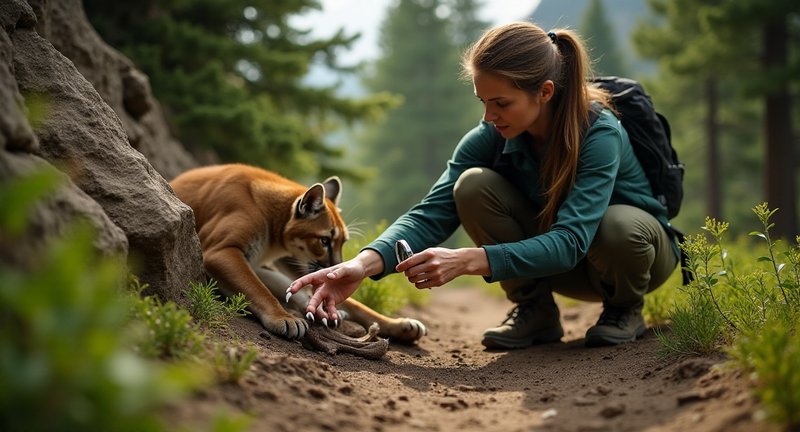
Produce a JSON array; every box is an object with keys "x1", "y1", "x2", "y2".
[{"x1": 462, "y1": 22, "x2": 610, "y2": 230}]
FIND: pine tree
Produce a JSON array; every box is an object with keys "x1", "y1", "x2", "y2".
[
  {"x1": 704, "y1": 0, "x2": 799, "y2": 238},
  {"x1": 356, "y1": 0, "x2": 485, "y2": 226},
  {"x1": 634, "y1": 0, "x2": 798, "y2": 237},
  {"x1": 84, "y1": 0, "x2": 394, "y2": 179},
  {"x1": 579, "y1": 0, "x2": 630, "y2": 77}
]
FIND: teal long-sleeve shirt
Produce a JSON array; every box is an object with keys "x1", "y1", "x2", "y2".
[{"x1": 365, "y1": 109, "x2": 677, "y2": 282}]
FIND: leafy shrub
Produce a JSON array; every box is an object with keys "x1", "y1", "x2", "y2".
[
  {"x1": 656, "y1": 203, "x2": 800, "y2": 430},
  {"x1": 0, "y1": 171, "x2": 201, "y2": 432},
  {"x1": 129, "y1": 290, "x2": 205, "y2": 360},
  {"x1": 730, "y1": 319, "x2": 800, "y2": 427}
]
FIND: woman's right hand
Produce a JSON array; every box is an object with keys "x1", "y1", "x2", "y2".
[{"x1": 286, "y1": 249, "x2": 384, "y2": 324}]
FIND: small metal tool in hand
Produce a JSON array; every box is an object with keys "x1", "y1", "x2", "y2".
[{"x1": 395, "y1": 239, "x2": 414, "y2": 263}]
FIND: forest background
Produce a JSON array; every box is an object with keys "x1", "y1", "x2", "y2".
[{"x1": 85, "y1": 0, "x2": 800, "y2": 243}]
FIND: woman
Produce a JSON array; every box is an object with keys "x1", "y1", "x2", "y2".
[{"x1": 287, "y1": 22, "x2": 679, "y2": 348}]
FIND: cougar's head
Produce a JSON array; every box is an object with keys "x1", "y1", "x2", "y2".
[{"x1": 284, "y1": 176, "x2": 348, "y2": 274}]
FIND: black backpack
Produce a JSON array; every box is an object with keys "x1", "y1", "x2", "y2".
[
  {"x1": 591, "y1": 77, "x2": 692, "y2": 285},
  {"x1": 589, "y1": 76, "x2": 685, "y2": 220}
]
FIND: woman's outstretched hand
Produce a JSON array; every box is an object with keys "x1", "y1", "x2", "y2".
[
  {"x1": 396, "y1": 247, "x2": 490, "y2": 289},
  {"x1": 286, "y1": 249, "x2": 384, "y2": 324}
]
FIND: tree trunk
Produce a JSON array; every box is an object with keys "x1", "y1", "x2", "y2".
[
  {"x1": 705, "y1": 77, "x2": 722, "y2": 220},
  {"x1": 763, "y1": 20, "x2": 798, "y2": 238}
]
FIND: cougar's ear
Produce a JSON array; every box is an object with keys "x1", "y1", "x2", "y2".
[
  {"x1": 296, "y1": 183, "x2": 326, "y2": 219},
  {"x1": 322, "y1": 176, "x2": 342, "y2": 207}
]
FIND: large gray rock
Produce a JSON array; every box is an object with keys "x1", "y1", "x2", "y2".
[
  {"x1": 0, "y1": 151, "x2": 128, "y2": 271},
  {"x1": 0, "y1": 0, "x2": 205, "y2": 302},
  {"x1": 28, "y1": 0, "x2": 197, "y2": 181},
  {"x1": 0, "y1": 3, "x2": 36, "y2": 152}
]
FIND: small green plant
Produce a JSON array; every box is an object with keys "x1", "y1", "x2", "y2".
[
  {"x1": 655, "y1": 291, "x2": 723, "y2": 357},
  {"x1": 186, "y1": 279, "x2": 250, "y2": 330},
  {"x1": 130, "y1": 293, "x2": 205, "y2": 360},
  {"x1": 749, "y1": 203, "x2": 799, "y2": 313},
  {"x1": 130, "y1": 276, "x2": 261, "y2": 386},
  {"x1": 212, "y1": 343, "x2": 259, "y2": 383}
]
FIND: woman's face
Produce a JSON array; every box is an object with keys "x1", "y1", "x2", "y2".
[{"x1": 472, "y1": 70, "x2": 553, "y2": 139}]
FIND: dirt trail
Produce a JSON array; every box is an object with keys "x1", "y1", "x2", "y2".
[{"x1": 168, "y1": 286, "x2": 772, "y2": 432}]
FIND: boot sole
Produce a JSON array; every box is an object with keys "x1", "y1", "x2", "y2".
[
  {"x1": 584, "y1": 324, "x2": 646, "y2": 347},
  {"x1": 481, "y1": 327, "x2": 564, "y2": 350}
]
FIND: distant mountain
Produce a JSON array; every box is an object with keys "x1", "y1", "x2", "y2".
[{"x1": 529, "y1": 0, "x2": 655, "y2": 76}]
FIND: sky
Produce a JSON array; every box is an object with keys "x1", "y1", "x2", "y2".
[{"x1": 290, "y1": 0, "x2": 542, "y2": 65}]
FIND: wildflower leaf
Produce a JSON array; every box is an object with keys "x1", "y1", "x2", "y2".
[
  {"x1": 776, "y1": 263, "x2": 785, "y2": 273},
  {"x1": 749, "y1": 232, "x2": 767, "y2": 240},
  {"x1": 757, "y1": 256, "x2": 772, "y2": 263},
  {"x1": 718, "y1": 270, "x2": 727, "y2": 276}
]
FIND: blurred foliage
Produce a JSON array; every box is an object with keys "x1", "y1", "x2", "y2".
[
  {"x1": 344, "y1": 221, "x2": 429, "y2": 315},
  {"x1": 0, "y1": 171, "x2": 204, "y2": 432},
  {"x1": 84, "y1": 0, "x2": 397, "y2": 181}
]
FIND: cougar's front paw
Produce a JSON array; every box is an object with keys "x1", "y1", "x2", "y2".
[
  {"x1": 261, "y1": 313, "x2": 308, "y2": 340},
  {"x1": 387, "y1": 318, "x2": 427, "y2": 344}
]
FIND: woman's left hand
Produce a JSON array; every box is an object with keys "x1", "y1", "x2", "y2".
[{"x1": 395, "y1": 247, "x2": 490, "y2": 289}]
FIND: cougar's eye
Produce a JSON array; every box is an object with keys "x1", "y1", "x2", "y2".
[{"x1": 320, "y1": 236, "x2": 331, "y2": 247}]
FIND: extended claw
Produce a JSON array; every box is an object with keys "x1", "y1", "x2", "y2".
[
  {"x1": 286, "y1": 287, "x2": 292, "y2": 303},
  {"x1": 305, "y1": 312, "x2": 315, "y2": 323},
  {"x1": 322, "y1": 317, "x2": 328, "y2": 327}
]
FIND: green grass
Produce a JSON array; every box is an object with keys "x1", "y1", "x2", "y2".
[
  {"x1": 130, "y1": 285, "x2": 205, "y2": 360},
  {"x1": 186, "y1": 279, "x2": 250, "y2": 331}
]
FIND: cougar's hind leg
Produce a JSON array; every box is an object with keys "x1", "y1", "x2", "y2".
[{"x1": 338, "y1": 298, "x2": 427, "y2": 344}]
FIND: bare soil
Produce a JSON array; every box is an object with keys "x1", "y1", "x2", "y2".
[{"x1": 167, "y1": 286, "x2": 776, "y2": 432}]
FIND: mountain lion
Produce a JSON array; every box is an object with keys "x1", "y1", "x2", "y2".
[{"x1": 170, "y1": 164, "x2": 426, "y2": 343}]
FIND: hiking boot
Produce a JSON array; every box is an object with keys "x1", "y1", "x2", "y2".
[
  {"x1": 584, "y1": 302, "x2": 646, "y2": 347},
  {"x1": 481, "y1": 300, "x2": 563, "y2": 349}
]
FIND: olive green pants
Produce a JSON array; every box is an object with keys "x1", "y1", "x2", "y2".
[{"x1": 453, "y1": 167, "x2": 678, "y2": 307}]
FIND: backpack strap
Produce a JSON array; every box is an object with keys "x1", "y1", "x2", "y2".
[{"x1": 666, "y1": 225, "x2": 694, "y2": 285}]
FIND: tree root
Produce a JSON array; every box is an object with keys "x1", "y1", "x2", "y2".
[{"x1": 301, "y1": 322, "x2": 389, "y2": 360}]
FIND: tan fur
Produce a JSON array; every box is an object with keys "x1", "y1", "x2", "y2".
[{"x1": 171, "y1": 164, "x2": 425, "y2": 342}]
